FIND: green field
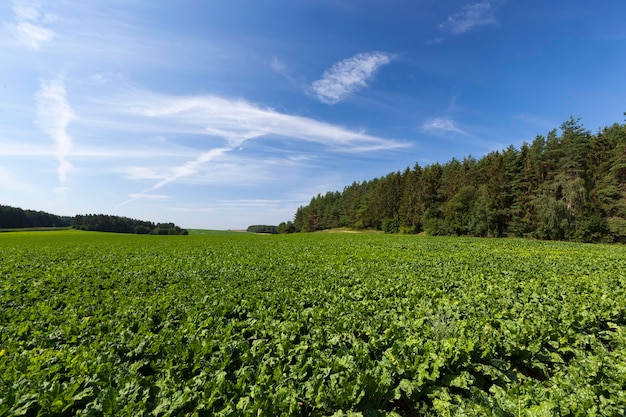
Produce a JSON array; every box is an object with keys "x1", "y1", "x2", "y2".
[{"x1": 1, "y1": 231, "x2": 626, "y2": 416}]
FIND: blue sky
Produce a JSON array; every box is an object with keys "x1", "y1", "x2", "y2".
[{"x1": 1, "y1": 1, "x2": 625, "y2": 229}]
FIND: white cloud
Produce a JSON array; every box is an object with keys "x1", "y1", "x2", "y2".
[
  {"x1": 116, "y1": 89, "x2": 406, "y2": 152},
  {"x1": 146, "y1": 147, "x2": 231, "y2": 192},
  {"x1": 109, "y1": 88, "x2": 407, "y2": 205},
  {"x1": 440, "y1": 2, "x2": 496, "y2": 35},
  {"x1": 129, "y1": 193, "x2": 169, "y2": 200},
  {"x1": 422, "y1": 117, "x2": 468, "y2": 135},
  {"x1": 118, "y1": 166, "x2": 165, "y2": 181},
  {"x1": 116, "y1": 152, "x2": 310, "y2": 198},
  {"x1": 311, "y1": 52, "x2": 394, "y2": 104},
  {"x1": 12, "y1": 1, "x2": 41, "y2": 21},
  {"x1": 6, "y1": 0, "x2": 55, "y2": 49},
  {"x1": 0, "y1": 142, "x2": 197, "y2": 159},
  {"x1": 35, "y1": 78, "x2": 75, "y2": 183},
  {"x1": 12, "y1": 21, "x2": 54, "y2": 49},
  {"x1": 270, "y1": 56, "x2": 287, "y2": 74}
]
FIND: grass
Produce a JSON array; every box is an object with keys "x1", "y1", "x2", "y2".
[{"x1": 0, "y1": 226, "x2": 72, "y2": 233}]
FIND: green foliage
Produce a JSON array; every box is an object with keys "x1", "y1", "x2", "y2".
[
  {"x1": 2, "y1": 231, "x2": 626, "y2": 415},
  {"x1": 278, "y1": 221, "x2": 296, "y2": 234},
  {"x1": 0, "y1": 205, "x2": 71, "y2": 228},
  {"x1": 0, "y1": 207, "x2": 188, "y2": 235},
  {"x1": 381, "y1": 217, "x2": 399, "y2": 234},
  {"x1": 290, "y1": 118, "x2": 626, "y2": 243},
  {"x1": 247, "y1": 225, "x2": 279, "y2": 234},
  {"x1": 72, "y1": 215, "x2": 187, "y2": 235}
]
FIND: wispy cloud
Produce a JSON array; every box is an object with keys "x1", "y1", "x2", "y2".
[
  {"x1": 110, "y1": 89, "x2": 407, "y2": 205},
  {"x1": 117, "y1": 167, "x2": 165, "y2": 181},
  {"x1": 129, "y1": 193, "x2": 169, "y2": 200},
  {"x1": 311, "y1": 52, "x2": 394, "y2": 104},
  {"x1": 35, "y1": 78, "x2": 75, "y2": 184},
  {"x1": 116, "y1": 89, "x2": 406, "y2": 152},
  {"x1": 118, "y1": 153, "x2": 279, "y2": 185},
  {"x1": 6, "y1": 0, "x2": 55, "y2": 49},
  {"x1": 270, "y1": 56, "x2": 287, "y2": 74},
  {"x1": 422, "y1": 117, "x2": 469, "y2": 135},
  {"x1": 268, "y1": 55, "x2": 304, "y2": 88},
  {"x1": 439, "y1": 2, "x2": 497, "y2": 35},
  {"x1": 0, "y1": 142, "x2": 197, "y2": 159},
  {"x1": 145, "y1": 147, "x2": 232, "y2": 192}
]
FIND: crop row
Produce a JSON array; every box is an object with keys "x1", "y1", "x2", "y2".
[{"x1": 1, "y1": 231, "x2": 626, "y2": 416}]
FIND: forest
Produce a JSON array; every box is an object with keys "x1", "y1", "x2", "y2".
[
  {"x1": 286, "y1": 117, "x2": 626, "y2": 243},
  {"x1": 0, "y1": 206, "x2": 187, "y2": 235},
  {"x1": 0, "y1": 205, "x2": 71, "y2": 229},
  {"x1": 72, "y1": 214, "x2": 188, "y2": 235},
  {"x1": 246, "y1": 224, "x2": 279, "y2": 234}
]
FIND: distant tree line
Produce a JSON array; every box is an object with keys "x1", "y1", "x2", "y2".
[
  {"x1": 289, "y1": 117, "x2": 626, "y2": 243},
  {"x1": 277, "y1": 221, "x2": 296, "y2": 234},
  {"x1": 73, "y1": 215, "x2": 188, "y2": 235},
  {"x1": 0, "y1": 206, "x2": 187, "y2": 235},
  {"x1": 0, "y1": 205, "x2": 71, "y2": 229},
  {"x1": 247, "y1": 225, "x2": 278, "y2": 234}
]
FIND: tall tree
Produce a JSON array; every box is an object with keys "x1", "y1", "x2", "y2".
[{"x1": 287, "y1": 117, "x2": 626, "y2": 243}]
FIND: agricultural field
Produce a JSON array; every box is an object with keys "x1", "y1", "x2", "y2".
[{"x1": 1, "y1": 230, "x2": 626, "y2": 416}]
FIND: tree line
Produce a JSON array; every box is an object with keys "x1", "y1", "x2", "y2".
[
  {"x1": 247, "y1": 225, "x2": 278, "y2": 234},
  {"x1": 286, "y1": 117, "x2": 626, "y2": 243},
  {"x1": 0, "y1": 205, "x2": 71, "y2": 229},
  {"x1": 73, "y1": 214, "x2": 188, "y2": 235},
  {"x1": 0, "y1": 206, "x2": 187, "y2": 235}
]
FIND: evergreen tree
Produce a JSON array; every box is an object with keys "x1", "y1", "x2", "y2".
[{"x1": 286, "y1": 117, "x2": 626, "y2": 243}]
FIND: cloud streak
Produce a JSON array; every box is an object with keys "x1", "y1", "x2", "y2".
[
  {"x1": 117, "y1": 90, "x2": 406, "y2": 152},
  {"x1": 311, "y1": 52, "x2": 393, "y2": 104},
  {"x1": 422, "y1": 117, "x2": 469, "y2": 135},
  {"x1": 145, "y1": 147, "x2": 232, "y2": 192},
  {"x1": 35, "y1": 78, "x2": 75, "y2": 183},
  {"x1": 7, "y1": 0, "x2": 55, "y2": 49},
  {"x1": 270, "y1": 56, "x2": 287, "y2": 74},
  {"x1": 440, "y1": 2, "x2": 497, "y2": 35},
  {"x1": 111, "y1": 89, "x2": 407, "y2": 205},
  {"x1": 129, "y1": 193, "x2": 169, "y2": 200}
]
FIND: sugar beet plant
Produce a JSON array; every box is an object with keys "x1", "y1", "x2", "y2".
[{"x1": 1, "y1": 230, "x2": 626, "y2": 416}]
